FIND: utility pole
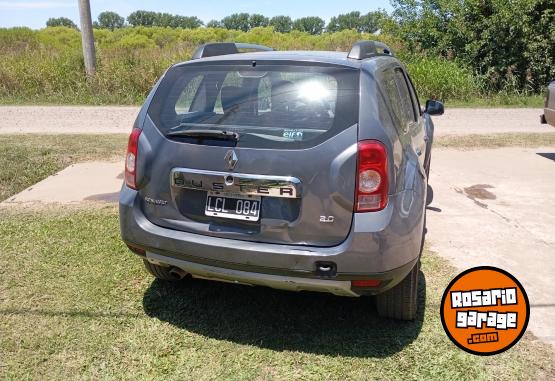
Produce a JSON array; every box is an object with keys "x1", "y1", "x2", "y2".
[{"x1": 77, "y1": 0, "x2": 96, "y2": 76}]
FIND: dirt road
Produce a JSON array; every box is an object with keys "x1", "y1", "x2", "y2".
[{"x1": 0, "y1": 106, "x2": 551, "y2": 135}]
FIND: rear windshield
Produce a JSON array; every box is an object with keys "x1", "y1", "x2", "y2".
[{"x1": 148, "y1": 62, "x2": 359, "y2": 148}]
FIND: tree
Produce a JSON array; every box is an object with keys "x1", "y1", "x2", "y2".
[
  {"x1": 270, "y1": 15, "x2": 293, "y2": 33},
  {"x1": 359, "y1": 10, "x2": 388, "y2": 33},
  {"x1": 46, "y1": 17, "x2": 77, "y2": 29},
  {"x1": 127, "y1": 10, "x2": 202, "y2": 28},
  {"x1": 170, "y1": 15, "x2": 203, "y2": 28},
  {"x1": 154, "y1": 12, "x2": 175, "y2": 27},
  {"x1": 127, "y1": 10, "x2": 157, "y2": 27},
  {"x1": 327, "y1": 11, "x2": 361, "y2": 32},
  {"x1": 207, "y1": 20, "x2": 222, "y2": 28},
  {"x1": 96, "y1": 11, "x2": 124, "y2": 30},
  {"x1": 292, "y1": 16, "x2": 325, "y2": 35},
  {"x1": 221, "y1": 13, "x2": 251, "y2": 31},
  {"x1": 389, "y1": 0, "x2": 555, "y2": 92},
  {"x1": 249, "y1": 14, "x2": 269, "y2": 28}
]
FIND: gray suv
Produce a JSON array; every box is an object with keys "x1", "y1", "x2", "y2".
[{"x1": 119, "y1": 41, "x2": 444, "y2": 320}]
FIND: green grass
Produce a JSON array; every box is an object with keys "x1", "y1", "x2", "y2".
[
  {"x1": 435, "y1": 133, "x2": 555, "y2": 149},
  {"x1": 0, "y1": 26, "x2": 545, "y2": 106},
  {"x1": 445, "y1": 95, "x2": 544, "y2": 108},
  {"x1": 0, "y1": 134, "x2": 127, "y2": 201},
  {"x1": 0, "y1": 207, "x2": 553, "y2": 380}
]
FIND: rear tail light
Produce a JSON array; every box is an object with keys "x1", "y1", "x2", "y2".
[
  {"x1": 125, "y1": 128, "x2": 142, "y2": 190},
  {"x1": 355, "y1": 140, "x2": 388, "y2": 212},
  {"x1": 125, "y1": 243, "x2": 146, "y2": 256},
  {"x1": 351, "y1": 279, "x2": 381, "y2": 288}
]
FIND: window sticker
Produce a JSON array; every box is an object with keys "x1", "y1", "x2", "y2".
[{"x1": 283, "y1": 129, "x2": 304, "y2": 141}]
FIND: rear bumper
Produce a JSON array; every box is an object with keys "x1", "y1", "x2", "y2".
[
  {"x1": 120, "y1": 185, "x2": 423, "y2": 295},
  {"x1": 147, "y1": 252, "x2": 359, "y2": 296}
]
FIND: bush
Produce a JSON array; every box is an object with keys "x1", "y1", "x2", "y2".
[
  {"x1": 0, "y1": 26, "x2": 491, "y2": 105},
  {"x1": 405, "y1": 56, "x2": 480, "y2": 101}
]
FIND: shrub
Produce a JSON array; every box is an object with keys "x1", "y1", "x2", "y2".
[
  {"x1": 405, "y1": 56, "x2": 480, "y2": 101},
  {"x1": 0, "y1": 26, "x2": 493, "y2": 105}
]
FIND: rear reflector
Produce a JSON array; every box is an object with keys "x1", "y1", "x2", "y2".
[
  {"x1": 355, "y1": 140, "x2": 388, "y2": 212},
  {"x1": 125, "y1": 128, "x2": 142, "y2": 190},
  {"x1": 125, "y1": 243, "x2": 146, "y2": 256},
  {"x1": 351, "y1": 279, "x2": 381, "y2": 288}
]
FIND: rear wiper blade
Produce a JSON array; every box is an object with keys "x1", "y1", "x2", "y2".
[{"x1": 166, "y1": 128, "x2": 239, "y2": 141}]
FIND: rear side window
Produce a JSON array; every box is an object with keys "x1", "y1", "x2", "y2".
[
  {"x1": 148, "y1": 63, "x2": 359, "y2": 149},
  {"x1": 382, "y1": 68, "x2": 416, "y2": 131},
  {"x1": 175, "y1": 74, "x2": 203, "y2": 114},
  {"x1": 393, "y1": 69, "x2": 417, "y2": 123}
]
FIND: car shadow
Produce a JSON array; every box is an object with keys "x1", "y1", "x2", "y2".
[
  {"x1": 426, "y1": 184, "x2": 442, "y2": 212},
  {"x1": 537, "y1": 153, "x2": 555, "y2": 162},
  {"x1": 142, "y1": 271, "x2": 426, "y2": 358}
]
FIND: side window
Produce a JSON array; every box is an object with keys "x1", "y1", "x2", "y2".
[
  {"x1": 406, "y1": 74, "x2": 421, "y2": 116},
  {"x1": 393, "y1": 68, "x2": 417, "y2": 123},
  {"x1": 382, "y1": 69, "x2": 405, "y2": 128},
  {"x1": 174, "y1": 74, "x2": 204, "y2": 114},
  {"x1": 214, "y1": 72, "x2": 244, "y2": 114}
]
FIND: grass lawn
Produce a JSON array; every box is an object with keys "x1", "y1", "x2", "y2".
[
  {"x1": 0, "y1": 134, "x2": 127, "y2": 202},
  {"x1": 0, "y1": 206, "x2": 553, "y2": 380},
  {"x1": 434, "y1": 132, "x2": 555, "y2": 149},
  {"x1": 444, "y1": 95, "x2": 544, "y2": 108}
]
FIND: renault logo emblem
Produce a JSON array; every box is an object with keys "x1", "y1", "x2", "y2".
[{"x1": 224, "y1": 150, "x2": 238, "y2": 170}]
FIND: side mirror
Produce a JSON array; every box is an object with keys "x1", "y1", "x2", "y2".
[{"x1": 425, "y1": 100, "x2": 444, "y2": 116}]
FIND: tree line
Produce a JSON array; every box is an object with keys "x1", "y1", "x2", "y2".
[{"x1": 46, "y1": 10, "x2": 387, "y2": 35}]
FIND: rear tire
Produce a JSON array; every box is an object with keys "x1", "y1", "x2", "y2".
[
  {"x1": 143, "y1": 260, "x2": 183, "y2": 282},
  {"x1": 376, "y1": 262, "x2": 420, "y2": 320}
]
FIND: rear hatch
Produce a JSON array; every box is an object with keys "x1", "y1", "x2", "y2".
[{"x1": 139, "y1": 60, "x2": 359, "y2": 247}]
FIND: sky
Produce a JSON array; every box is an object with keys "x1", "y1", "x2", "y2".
[{"x1": 0, "y1": 0, "x2": 393, "y2": 29}]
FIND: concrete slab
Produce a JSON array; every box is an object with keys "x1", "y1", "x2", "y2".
[
  {"x1": 3, "y1": 162, "x2": 123, "y2": 205},
  {"x1": 427, "y1": 147, "x2": 555, "y2": 346}
]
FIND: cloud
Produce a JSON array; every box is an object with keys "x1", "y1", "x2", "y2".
[{"x1": 0, "y1": 1, "x2": 72, "y2": 9}]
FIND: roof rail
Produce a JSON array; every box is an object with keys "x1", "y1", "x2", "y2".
[
  {"x1": 192, "y1": 42, "x2": 274, "y2": 60},
  {"x1": 347, "y1": 40, "x2": 394, "y2": 60}
]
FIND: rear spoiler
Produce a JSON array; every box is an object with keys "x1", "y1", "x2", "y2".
[{"x1": 192, "y1": 42, "x2": 274, "y2": 59}]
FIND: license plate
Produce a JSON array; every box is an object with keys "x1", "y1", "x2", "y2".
[{"x1": 205, "y1": 191, "x2": 261, "y2": 221}]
